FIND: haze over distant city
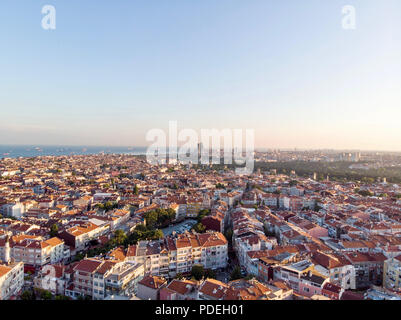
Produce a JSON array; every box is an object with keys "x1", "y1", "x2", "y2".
[{"x1": 0, "y1": 0, "x2": 400, "y2": 151}]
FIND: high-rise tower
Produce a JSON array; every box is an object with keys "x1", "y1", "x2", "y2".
[{"x1": 4, "y1": 235, "x2": 10, "y2": 264}]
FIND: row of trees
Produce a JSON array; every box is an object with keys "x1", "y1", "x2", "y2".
[
  {"x1": 145, "y1": 208, "x2": 177, "y2": 229},
  {"x1": 185, "y1": 265, "x2": 251, "y2": 282},
  {"x1": 126, "y1": 224, "x2": 164, "y2": 245},
  {"x1": 95, "y1": 201, "x2": 119, "y2": 212},
  {"x1": 229, "y1": 266, "x2": 253, "y2": 281},
  {"x1": 190, "y1": 265, "x2": 217, "y2": 280},
  {"x1": 197, "y1": 209, "x2": 210, "y2": 222},
  {"x1": 73, "y1": 225, "x2": 164, "y2": 262},
  {"x1": 224, "y1": 228, "x2": 233, "y2": 246},
  {"x1": 73, "y1": 231, "x2": 126, "y2": 261},
  {"x1": 192, "y1": 223, "x2": 206, "y2": 233},
  {"x1": 255, "y1": 160, "x2": 401, "y2": 184},
  {"x1": 21, "y1": 288, "x2": 70, "y2": 300},
  {"x1": 355, "y1": 188, "x2": 374, "y2": 197}
]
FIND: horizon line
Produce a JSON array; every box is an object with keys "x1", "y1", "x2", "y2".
[{"x1": 1, "y1": 144, "x2": 401, "y2": 154}]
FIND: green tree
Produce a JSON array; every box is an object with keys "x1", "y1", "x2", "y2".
[
  {"x1": 191, "y1": 265, "x2": 205, "y2": 281},
  {"x1": 175, "y1": 273, "x2": 184, "y2": 280},
  {"x1": 127, "y1": 225, "x2": 164, "y2": 245},
  {"x1": 263, "y1": 225, "x2": 275, "y2": 237},
  {"x1": 113, "y1": 230, "x2": 127, "y2": 246},
  {"x1": 196, "y1": 209, "x2": 210, "y2": 223},
  {"x1": 40, "y1": 290, "x2": 53, "y2": 300},
  {"x1": 358, "y1": 190, "x2": 373, "y2": 197},
  {"x1": 314, "y1": 200, "x2": 323, "y2": 212},
  {"x1": 145, "y1": 210, "x2": 159, "y2": 229},
  {"x1": 204, "y1": 269, "x2": 216, "y2": 279},
  {"x1": 104, "y1": 201, "x2": 117, "y2": 212},
  {"x1": 135, "y1": 224, "x2": 148, "y2": 232},
  {"x1": 224, "y1": 229, "x2": 233, "y2": 246},
  {"x1": 49, "y1": 224, "x2": 59, "y2": 237},
  {"x1": 153, "y1": 229, "x2": 164, "y2": 240},
  {"x1": 192, "y1": 223, "x2": 206, "y2": 233},
  {"x1": 21, "y1": 290, "x2": 35, "y2": 300},
  {"x1": 361, "y1": 177, "x2": 375, "y2": 184},
  {"x1": 134, "y1": 184, "x2": 139, "y2": 195},
  {"x1": 230, "y1": 266, "x2": 242, "y2": 281},
  {"x1": 73, "y1": 252, "x2": 85, "y2": 262},
  {"x1": 144, "y1": 208, "x2": 176, "y2": 229}
]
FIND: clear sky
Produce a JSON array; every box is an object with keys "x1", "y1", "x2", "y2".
[{"x1": 0, "y1": 0, "x2": 400, "y2": 151}]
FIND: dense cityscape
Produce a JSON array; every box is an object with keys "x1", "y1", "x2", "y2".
[
  {"x1": 1, "y1": 150, "x2": 401, "y2": 300},
  {"x1": 1, "y1": 0, "x2": 400, "y2": 312}
]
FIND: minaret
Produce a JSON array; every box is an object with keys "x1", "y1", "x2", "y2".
[{"x1": 4, "y1": 235, "x2": 10, "y2": 264}]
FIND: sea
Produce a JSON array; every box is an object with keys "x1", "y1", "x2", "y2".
[{"x1": 0, "y1": 145, "x2": 149, "y2": 159}]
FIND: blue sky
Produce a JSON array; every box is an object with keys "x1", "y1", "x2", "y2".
[{"x1": 0, "y1": 0, "x2": 400, "y2": 150}]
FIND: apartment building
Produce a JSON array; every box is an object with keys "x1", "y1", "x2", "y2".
[
  {"x1": 201, "y1": 210, "x2": 225, "y2": 233},
  {"x1": 0, "y1": 236, "x2": 67, "y2": 269},
  {"x1": 0, "y1": 261, "x2": 24, "y2": 300},
  {"x1": 68, "y1": 258, "x2": 144, "y2": 300},
  {"x1": 99, "y1": 261, "x2": 144, "y2": 299},
  {"x1": 1, "y1": 202, "x2": 25, "y2": 219},
  {"x1": 273, "y1": 260, "x2": 314, "y2": 293},
  {"x1": 198, "y1": 278, "x2": 228, "y2": 300},
  {"x1": 343, "y1": 252, "x2": 386, "y2": 289},
  {"x1": 159, "y1": 279, "x2": 198, "y2": 300},
  {"x1": 33, "y1": 264, "x2": 67, "y2": 295},
  {"x1": 221, "y1": 191, "x2": 242, "y2": 207},
  {"x1": 137, "y1": 275, "x2": 167, "y2": 300},
  {"x1": 58, "y1": 221, "x2": 109, "y2": 252},
  {"x1": 185, "y1": 199, "x2": 203, "y2": 218},
  {"x1": 261, "y1": 193, "x2": 278, "y2": 208},
  {"x1": 114, "y1": 231, "x2": 228, "y2": 278},
  {"x1": 383, "y1": 255, "x2": 401, "y2": 291},
  {"x1": 108, "y1": 209, "x2": 131, "y2": 230},
  {"x1": 311, "y1": 251, "x2": 356, "y2": 290},
  {"x1": 298, "y1": 271, "x2": 330, "y2": 298},
  {"x1": 224, "y1": 278, "x2": 292, "y2": 300},
  {"x1": 236, "y1": 233, "x2": 274, "y2": 273}
]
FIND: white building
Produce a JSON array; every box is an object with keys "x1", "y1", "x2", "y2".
[
  {"x1": 2, "y1": 202, "x2": 25, "y2": 219},
  {"x1": 0, "y1": 261, "x2": 24, "y2": 300}
]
